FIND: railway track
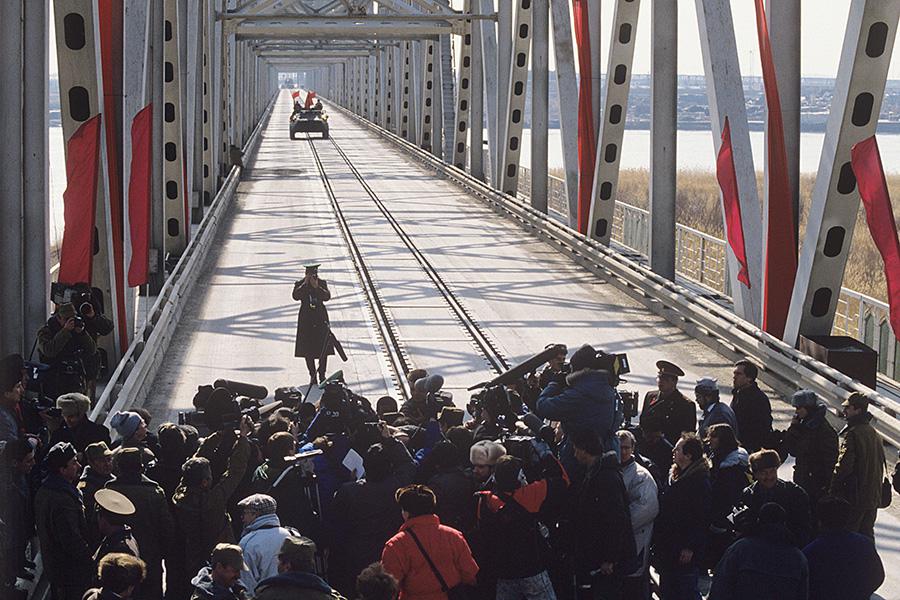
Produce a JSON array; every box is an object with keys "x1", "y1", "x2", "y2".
[{"x1": 305, "y1": 131, "x2": 509, "y2": 400}]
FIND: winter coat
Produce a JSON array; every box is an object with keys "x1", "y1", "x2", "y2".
[
  {"x1": 708, "y1": 523, "x2": 809, "y2": 600},
  {"x1": 254, "y1": 571, "x2": 345, "y2": 600},
  {"x1": 293, "y1": 279, "x2": 334, "y2": 359},
  {"x1": 49, "y1": 416, "x2": 111, "y2": 454},
  {"x1": 829, "y1": 412, "x2": 885, "y2": 513},
  {"x1": 709, "y1": 448, "x2": 751, "y2": 527},
  {"x1": 739, "y1": 479, "x2": 812, "y2": 547},
  {"x1": 730, "y1": 382, "x2": 772, "y2": 453},
  {"x1": 37, "y1": 316, "x2": 98, "y2": 397},
  {"x1": 190, "y1": 566, "x2": 249, "y2": 600},
  {"x1": 427, "y1": 467, "x2": 476, "y2": 532},
  {"x1": 698, "y1": 400, "x2": 739, "y2": 439},
  {"x1": 252, "y1": 458, "x2": 321, "y2": 536},
  {"x1": 572, "y1": 452, "x2": 637, "y2": 576},
  {"x1": 473, "y1": 459, "x2": 568, "y2": 580},
  {"x1": 803, "y1": 529, "x2": 885, "y2": 600},
  {"x1": 93, "y1": 525, "x2": 140, "y2": 564},
  {"x1": 640, "y1": 388, "x2": 697, "y2": 446},
  {"x1": 237, "y1": 513, "x2": 299, "y2": 593},
  {"x1": 620, "y1": 458, "x2": 659, "y2": 576},
  {"x1": 173, "y1": 436, "x2": 250, "y2": 583},
  {"x1": 652, "y1": 459, "x2": 711, "y2": 571},
  {"x1": 78, "y1": 465, "x2": 112, "y2": 546},
  {"x1": 783, "y1": 405, "x2": 838, "y2": 503},
  {"x1": 328, "y1": 441, "x2": 415, "y2": 591},
  {"x1": 34, "y1": 473, "x2": 93, "y2": 588},
  {"x1": 535, "y1": 368, "x2": 618, "y2": 473},
  {"x1": 105, "y1": 474, "x2": 174, "y2": 570},
  {"x1": 381, "y1": 514, "x2": 479, "y2": 600}
]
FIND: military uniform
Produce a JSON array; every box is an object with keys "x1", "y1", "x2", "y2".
[{"x1": 639, "y1": 362, "x2": 697, "y2": 444}]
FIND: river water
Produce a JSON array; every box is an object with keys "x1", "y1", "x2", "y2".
[{"x1": 48, "y1": 125, "x2": 900, "y2": 248}]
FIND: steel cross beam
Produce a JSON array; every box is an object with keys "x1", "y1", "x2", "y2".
[
  {"x1": 452, "y1": 0, "x2": 474, "y2": 170},
  {"x1": 498, "y1": 0, "x2": 534, "y2": 196},
  {"x1": 695, "y1": 0, "x2": 763, "y2": 325},
  {"x1": 786, "y1": 0, "x2": 900, "y2": 344},
  {"x1": 234, "y1": 20, "x2": 457, "y2": 39},
  {"x1": 587, "y1": 0, "x2": 642, "y2": 244}
]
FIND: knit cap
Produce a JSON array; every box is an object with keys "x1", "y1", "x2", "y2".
[{"x1": 110, "y1": 411, "x2": 142, "y2": 440}]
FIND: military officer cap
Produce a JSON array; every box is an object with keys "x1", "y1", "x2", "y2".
[
  {"x1": 95, "y1": 488, "x2": 136, "y2": 516},
  {"x1": 85, "y1": 441, "x2": 113, "y2": 463},
  {"x1": 303, "y1": 264, "x2": 321, "y2": 273},
  {"x1": 656, "y1": 360, "x2": 685, "y2": 378}
]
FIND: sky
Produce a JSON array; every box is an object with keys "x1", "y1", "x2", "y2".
[{"x1": 49, "y1": 1, "x2": 900, "y2": 79}]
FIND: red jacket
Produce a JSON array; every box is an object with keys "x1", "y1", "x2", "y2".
[{"x1": 381, "y1": 514, "x2": 479, "y2": 600}]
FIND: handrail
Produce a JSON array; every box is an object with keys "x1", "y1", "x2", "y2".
[
  {"x1": 330, "y1": 100, "x2": 900, "y2": 450},
  {"x1": 89, "y1": 93, "x2": 277, "y2": 426}
]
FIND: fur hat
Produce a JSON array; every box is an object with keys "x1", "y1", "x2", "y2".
[
  {"x1": 57, "y1": 393, "x2": 91, "y2": 417},
  {"x1": 469, "y1": 440, "x2": 506, "y2": 466}
]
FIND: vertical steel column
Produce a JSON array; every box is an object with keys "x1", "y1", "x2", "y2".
[
  {"x1": 53, "y1": 0, "x2": 120, "y2": 357},
  {"x1": 649, "y1": 0, "x2": 677, "y2": 280},
  {"x1": 531, "y1": 0, "x2": 549, "y2": 212},
  {"x1": 149, "y1": 0, "x2": 165, "y2": 292},
  {"x1": 202, "y1": 0, "x2": 215, "y2": 205},
  {"x1": 163, "y1": 0, "x2": 187, "y2": 256},
  {"x1": 375, "y1": 45, "x2": 384, "y2": 127},
  {"x1": 409, "y1": 41, "x2": 420, "y2": 144},
  {"x1": 401, "y1": 43, "x2": 412, "y2": 139},
  {"x1": 696, "y1": 0, "x2": 763, "y2": 324},
  {"x1": 23, "y1": 0, "x2": 50, "y2": 349},
  {"x1": 550, "y1": 0, "x2": 580, "y2": 227},
  {"x1": 367, "y1": 54, "x2": 375, "y2": 121},
  {"x1": 186, "y1": 0, "x2": 204, "y2": 223},
  {"x1": 453, "y1": 0, "x2": 474, "y2": 170},
  {"x1": 768, "y1": 0, "x2": 801, "y2": 249},
  {"x1": 470, "y1": 15, "x2": 485, "y2": 181},
  {"x1": 0, "y1": 0, "x2": 25, "y2": 355},
  {"x1": 588, "y1": 0, "x2": 642, "y2": 244},
  {"x1": 439, "y1": 34, "x2": 455, "y2": 161},
  {"x1": 211, "y1": 0, "x2": 223, "y2": 187},
  {"x1": 589, "y1": 0, "x2": 602, "y2": 141},
  {"x1": 419, "y1": 39, "x2": 436, "y2": 152},
  {"x1": 477, "y1": 0, "x2": 499, "y2": 186},
  {"x1": 496, "y1": 0, "x2": 513, "y2": 183},
  {"x1": 433, "y1": 40, "x2": 444, "y2": 157},
  {"x1": 499, "y1": 0, "x2": 533, "y2": 196},
  {"x1": 786, "y1": 0, "x2": 900, "y2": 343},
  {"x1": 386, "y1": 46, "x2": 395, "y2": 132}
]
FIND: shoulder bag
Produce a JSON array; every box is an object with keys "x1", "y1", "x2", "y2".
[{"x1": 406, "y1": 528, "x2": 470, "y2": 600}]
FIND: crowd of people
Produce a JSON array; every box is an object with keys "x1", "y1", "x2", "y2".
[{"x1": 0, "y1": 340, "x2": 896, "y2": 600}]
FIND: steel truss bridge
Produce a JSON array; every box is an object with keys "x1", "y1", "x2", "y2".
[{"x1": 2, "y1": 0, "x2": 900, "y2": 596}]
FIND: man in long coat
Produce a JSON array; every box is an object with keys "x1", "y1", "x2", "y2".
[
  {"x1": 293, "y1": 264, "x2": 334, "y2": 384},
  {"x1": 639, "y1": 361, "x2": 696, "y2": 446}
]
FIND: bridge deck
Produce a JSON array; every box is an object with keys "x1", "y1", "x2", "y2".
[{"x1": 143, "y1": 92, "x2": 899, "y2": 596}]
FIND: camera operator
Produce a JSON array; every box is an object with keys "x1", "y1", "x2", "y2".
[
  {"x1": 37, "y1": 302, "x2": 98, "y2": 400},
  {"x1": 535, "y1": 344, "x2": 619, "y2": 476},
  {"x1": 470, "y1": 387, "x2": 519, "y2": 443},
  {"x1": 472, "y1": 446, "x2": 569, "y2": 600},
  {"x1": 538, "y1": 344, "x2": 569, "y2": 390}
]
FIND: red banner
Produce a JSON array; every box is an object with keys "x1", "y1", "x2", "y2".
[
  {"x1": 716, "y1": 118, "x2": 751, "y2": 288},
  {"x1": 754, "y1": 0, "x2": 797, "y2": 338},
  {"x1": 59, "y1": 115, "x2": 103, "y2": 286},
  {"x1": 128, "y1": 104, "x2": 153, "y2": 287},
  {"x1": 291, "y1": 90, "x2": 300, "y2": 100},
  {"x1": 572, "y1": 0, "x2": 595, "y2": 234},
  {"x1": 851, "y1": 136, "x2": 900, "y2": 339},
  {"x1": 305, "y1": 91, "x2": 317, "y2": 109}
]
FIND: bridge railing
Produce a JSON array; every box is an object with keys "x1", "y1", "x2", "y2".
[{"x1": 517, "y1": 166, "x2": 899, "y2": 383}]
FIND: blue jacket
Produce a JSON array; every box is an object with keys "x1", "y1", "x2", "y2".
[
  {"x1": 699, "y1": 400, "x2": 739, "y2": 439},
  {"x1": 535, "y1": 368, "x2": 618, "y2": 473},
  {"x1": 803, "y1": 530, "x2": 884, "y2": 600}
]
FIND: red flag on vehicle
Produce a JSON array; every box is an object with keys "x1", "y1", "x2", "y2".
[
  {"x1": 305, "y1": 91, "x2": 317, "y2": 109},
  {"x1": 851, "y1": 136, "x2": 900, "y2": 339},
  {"x1": 716, "y1": 118, "x2": 751, "y2": 288},
  {"x1": 291, "y1": 90, "x2": 300, "y2": 100},
  {"x1": 572, "y1": 0, "x2": 595, "y2": 234},
  {"x1": 59, "y1": 115, "x2": 102, "y2": 286},
  {"x1": 754, "y1": 0, "x2": 797, "y2": 338},
  {"x1": 128, "y1": 104, "x2": 153, "y2": 287}
]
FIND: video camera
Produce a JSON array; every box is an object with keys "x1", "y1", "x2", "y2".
[
  {"x1": 178, "y1": 379, "x2": 271, "y2": 432},
  {"x1": 305, "y1": 377, "x2": 377, "y2": 440},
  {"x1": 51, "y1": 282, "x2": 98, "y2": 318}
]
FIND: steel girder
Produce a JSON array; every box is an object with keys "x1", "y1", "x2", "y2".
[
  {"x1": 498, "y1": 0, "x2": 533, "y2": 197},
  {"x1": 531, "y1": 0, "x2": 549, "y2": 212},
  {"x1": 452, "y1": 0, "x2": 474, "y2": 170},
  {"x1": 419, "y1": 39, "x2": 436, "y2": 153},
  {"x1": 401, "y1": 42, "x2": 412, "y2": 139},
  {"x1": 695, "y1": 0, "x2": 763, "y2": 325},
  {"x1": 469, "y1": 4, "x2": 485, "y2": 181},
  {"x1": 549, "y1": 0, "x2": 579, "y2": 227},
  {"x1": 163, "y1": 0, "x2": 188, "y2": 256},
  {"x1": 786, "y1": 0, "x2": 900, "y2": 344},
  {"x1": 587, "y1": 0, "x2": 642, "y2": 244},
  {"x1": 233, "y1": 18, "x2": 460, "y2": 39}
]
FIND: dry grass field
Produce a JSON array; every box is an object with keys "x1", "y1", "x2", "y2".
[{"x1": 549, "y1": 167, "x2": 899, "y2": 303}]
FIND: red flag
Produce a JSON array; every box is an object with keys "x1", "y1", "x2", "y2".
[
  {"x1": 572, "y1": 0, "x2": 595, "y2": 234},
  {"x1": 851, "y1": 136, "x2": 900, "y2": 339},
  {"x1": 128, "y1": 104, "x2": 153, "y2": 287},
  {"x1": 717, "y1": 118, "x2": 751, "y2": 288},
  {"x1": 291, "y1": 90, "x2": 300, "y2": 100},
  {"x1": 754, "y1": 0, "x2": 797, "y2": 338},
  {"x1": 305, "y1": 91, "x2": 317, "y2": 109},
  {"x1": 59, "y1": 115, "x2": 102, "y2": 286}
]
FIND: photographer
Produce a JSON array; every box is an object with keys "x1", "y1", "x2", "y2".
[
  {"x1": 535, "y1": 344, "x2": 619, "y2": 476},
  {"x1": 293, "y1": 264, "x2": 333, "y2": 386},
  {"x1": 471, "y1": 386, "x2": 519, "y2": 443},
  {"x1": 37, "y1": 302, "x2": 98, "y2": 400}
]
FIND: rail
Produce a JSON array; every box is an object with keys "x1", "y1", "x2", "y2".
[
  {"x1": 517, "y1": 165, "x2": 899, "y2": 384},
  {"x1": 331, "y1": 101, "x2": 900, "y2": 451}
]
